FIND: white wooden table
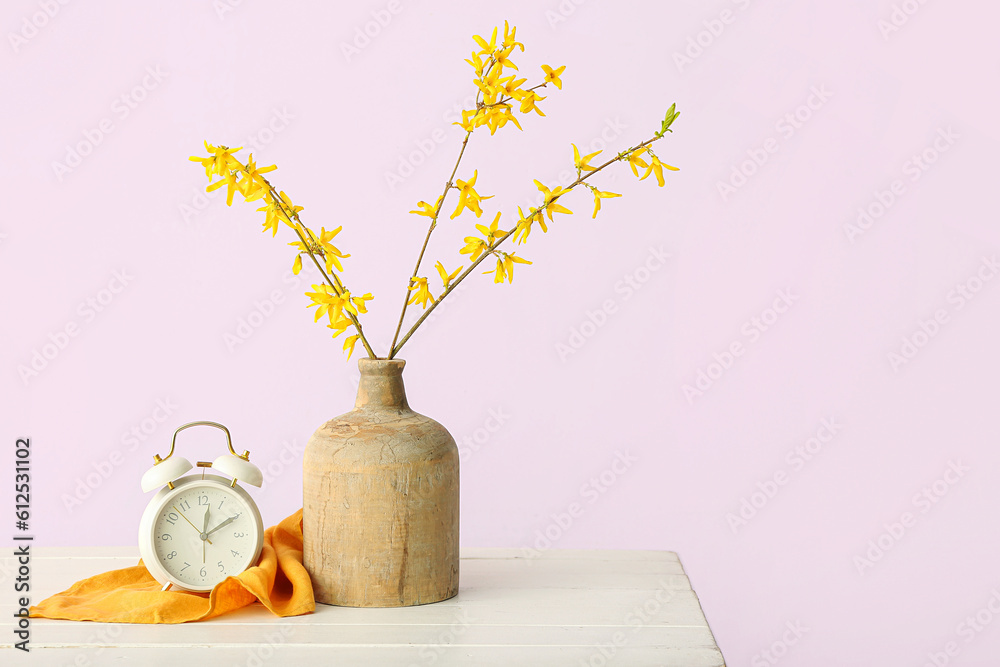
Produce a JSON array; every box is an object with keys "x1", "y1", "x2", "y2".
[{"x1": 1, "y1": 547, "x2": 725, "y2": 666}]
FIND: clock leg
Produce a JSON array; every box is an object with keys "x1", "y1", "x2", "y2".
[{"x1": 161, "y1": 582, "x2": 172, "y2": 592}]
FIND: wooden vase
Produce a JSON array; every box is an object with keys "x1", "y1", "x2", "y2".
[{"x1": 302, "y1": 358, "x2": 460, "y2": 607}]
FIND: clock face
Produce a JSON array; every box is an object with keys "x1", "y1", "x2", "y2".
[{"x1": 147, "y1": 478, "x2": 262, "y2": 590}]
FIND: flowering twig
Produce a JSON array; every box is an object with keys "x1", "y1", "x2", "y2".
[
  {"x1": 257, "y1": 183, "x2": 376, "y2": 359},
  {"x1": 387, "y1": 130, "x2": 473, "y2": 358},
  {"x1": 189, "y1": 22, "x2": 679, "y2": 365},
  {"x1": 289, "y1": 224, "x2": 377, "y2": 360},
  {"x1": 390, "y1": 131, "x2": 670, "y2": 358}
]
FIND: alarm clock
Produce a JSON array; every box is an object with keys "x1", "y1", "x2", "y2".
[{"x1": 138, "y1": 421, "x2": 265, "y2": 592}]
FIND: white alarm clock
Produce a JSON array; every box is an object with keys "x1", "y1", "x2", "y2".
[{"x1": 138, "y1": 421, "x2": 265, "y2": 592}]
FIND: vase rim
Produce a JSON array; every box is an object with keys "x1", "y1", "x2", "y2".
[{"x1": 358, "y1": 357, "x2": 406, "y2": 373}]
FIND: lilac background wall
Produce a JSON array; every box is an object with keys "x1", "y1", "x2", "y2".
[{"x1": 3, "y1": 0, "x2": 999, "y2": 664}]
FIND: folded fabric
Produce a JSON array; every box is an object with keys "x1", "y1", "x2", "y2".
[{"x1": 29, "y1": 509, "x2": 314, "y2": 624}]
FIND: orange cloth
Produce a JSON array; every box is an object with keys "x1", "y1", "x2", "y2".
[{"x1": 29, "y1": 509, "x2": 314, "y2": 624}]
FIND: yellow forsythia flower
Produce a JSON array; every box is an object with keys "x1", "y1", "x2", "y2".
[
  {"x1": 472, "y1": 27, "x2": 498, "y2": 54},
  {"x1": 640, "y1": 153, "x2": 680, "y2": 187},
  {"x1": 453, "y1": 109, "x2": 479, "y2": 132},
  {"x1": 498, "y1": 74, "x2": 526, "y2": 97},
  {"x1": 257, "y1": 191, "x2": 303, "y2": 237},
  {"x1": 328, "y1": 312, "x2": 354, "y2": 337},
  {"x1": 450, "y1": 170, "x2": 493, "y2": 219},
  {"x1": 288, "y1": 226, "x2": 350, "y2": 275},
  {"x1": 435, "y1": 261, "x2": 462, "y2": 289},
  {"x1": 493, "y1": 45, "x2": 518, "y2": 71},
  {"x1": 189, "y1": 141, "x2": 241, "y2": 180},
  {"x1": 465, "y1": 50, "x2": 487, "y2": 77},
  {"x1": 572, "y1": 143, "x2": 601, "y2": 172},
  {"x1": 591, "y1": 189, "x2": 622, "y2": 218},
  {"x1": 475, "y1": 212, "x2": 508, "y2": 246},
  {"x1": 541, "y1": 64, "x2": 566, "y2": 90},
  {"x1": 409, "y1": 198, "x2": 441, "y2": 218},
  {"x1": 306, "y1": 285, "x2": 359, "y2": 324},
  {"x1": 513, "y1": 206, "x2": 548, "y2": 244},
  {"x1": 206, "y1": 168, "x2": 241, "y2": 207},
  {"x1": 502, "y1": 21, "x2": 524, "y2": 52},
  {"x1": 503, "y1": 252, "x2": 532, "y2": 283},
  {"x1": 342, "y1": 334, "x2": 361, "y2": 360},
  {"x1": 351, "y1": 292, "x2": 374, "y2": 314},
  {"x1": 517, "y1": 90, "x2": 546, "y2": 116},
  {"x1": 236, "y1": 154, "x2": 276, "y2": 202},
  {"x1": 483, "y1": 105, "x2": 521, "y2": 134},
  {"x1": 627, "y1": 148, "x2": 650, "y2": 177},
  {"x1": 407, "y1": 277, "x2": 435, "y2": 308},
  {"x1": 475, "y1": 66, "x2": 504, "y2": 105},
  {"x1": 483, "y1": 251, "x2": 531, "y2": 284},
  {"x1": 534, "y1": 180, "x2": 573, "y2": 222},
  {"x1": 460, "y1": 236, "x2": 488, "y2": 262}
]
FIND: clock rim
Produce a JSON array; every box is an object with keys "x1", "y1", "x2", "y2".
[{"x1": 138, "y1": 473, "x2": 265, "y2": 592}]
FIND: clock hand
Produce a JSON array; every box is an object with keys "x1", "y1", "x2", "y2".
[
  {"x1": 172, "y1": 505, "x2": 212, "y2": 545},
  {"x1": 205, "y1": 515, "x2": 237, "y2": 538},
  {"x1": 202, "y1": 506, "x2": 210, "y2": 564},
  {"x1": 201, "y1": 504, "x2": 212, "y2": 564}
]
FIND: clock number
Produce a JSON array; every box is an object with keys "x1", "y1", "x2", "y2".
[
  {"x1": 231, "y1": 550, "x2": 240, "y2": 557},
  {"x1": 233, "y1": 532, "x2": 245, "y2": 538},
  {"x1": 217, "y1": 561, "x2": 225, "y2": 572},
  {"x1": 198, "y1": 494, "x2": 210, "y2": 506},
  {"x1": 179, "y1": 499, "x2": 191, "y2": 511},
  {"x1": 160, "y1": 534, "x2": 172, "y2": 541},
  {"x1": 218, "y1": 499, "x2": 225, "y2": 509},
  {"x1": 166, "y1": 551, "x2": 177, "y2": 559},
  {"x1": 199, "y1": 567, "x2": 207, "y2": 577},
  {"x1": 165, "y1": 512, "x2": 179, "y2": 525},
  {"x1": 180, "y1": 562, "x2": 190, "y2": 571}
]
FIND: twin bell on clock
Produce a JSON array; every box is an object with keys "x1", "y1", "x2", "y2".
[{"x1": 138, "y1": 421, "x2": 265, "y2": 592}]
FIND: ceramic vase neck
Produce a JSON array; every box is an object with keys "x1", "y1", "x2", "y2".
[{"x1": 355, "y1": 359, "x2": 409, "y2": 410}]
